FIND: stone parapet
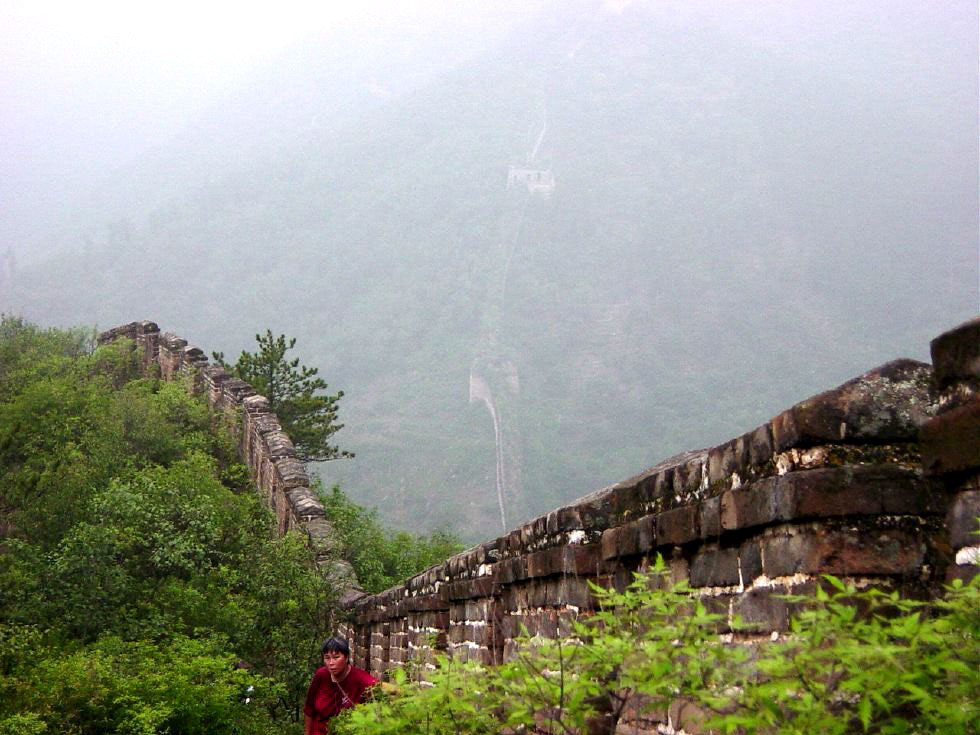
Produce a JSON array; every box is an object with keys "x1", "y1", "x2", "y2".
[
  {"x1": 346, "y1": 320, "x2": 978, "y2": 678},
  {"x1": 99, "y1": 318, "x2": 980, "y2": 685},
  {"x1": 919, "y1": 317, "x2": 980, "y2": 582}
]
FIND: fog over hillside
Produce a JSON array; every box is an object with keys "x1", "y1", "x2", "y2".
[{"x1": 2, "y1": 0, "x2": 977, "y2": 541}]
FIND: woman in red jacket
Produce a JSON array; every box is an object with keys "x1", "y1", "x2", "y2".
[{"x1": 304, "y1": 637, "x2": 378, "y2": 735}]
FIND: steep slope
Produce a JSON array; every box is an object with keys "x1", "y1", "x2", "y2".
[{"x1": 6, "y1": 0, "x2": 977, "y2": 540}]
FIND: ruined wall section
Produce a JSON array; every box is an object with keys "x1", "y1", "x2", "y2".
[
  {"x1": 98, "y1": 320, "x2": 362, "y2": 602},
  {"x1": 348, "y1": 319, "x2": 980, "y2": 678}
]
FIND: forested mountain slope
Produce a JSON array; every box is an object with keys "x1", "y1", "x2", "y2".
[{"x1": 5, "y1": 0, "x2": 976, "y2": 540}]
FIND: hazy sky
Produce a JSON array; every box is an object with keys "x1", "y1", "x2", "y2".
[
  {"x1": 1, "y1": 0, "x2": 544, "y2": 247},
  {"x1": 0, "y1": 0, "x2": 408, "y2": 238},
  {"x1": 1, "y1": 0, "x2": 976, "y2": 536}
]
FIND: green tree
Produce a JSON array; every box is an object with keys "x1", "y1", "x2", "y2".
[
  {"x1": 214, "y1": 331, "x2": 351, "y2": 463},
  {"x1": 0, "y1": 319, "x2": 340, "y2": 733}
]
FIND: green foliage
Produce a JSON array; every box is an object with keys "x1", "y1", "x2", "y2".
[
  {"x1": 335, "y1": 557, "x2": 980, "y2": 735},
  {"x1": 0, "y1": 316, "x2": 93, "y2": 403},
  {"x1": 319, "y1": 484, "x2": 465, "y2": 594},
  {"x1": 213, "y1": 330, "x2": 350, "y2": 463},
  {"x1": 0, "y1": 628, "x2": 281, "y2": 735},
  {"x1": 0, "y1": 319, "x2": 338, "y2": 734},
  {"x1": 721, "y1": 576, "x2": 980, "y2": 735},
  {"x1": 337, "y1": 658, "x2": 498, "y2": 735}
]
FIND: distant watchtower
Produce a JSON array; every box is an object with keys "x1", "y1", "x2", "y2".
[{"x1": 506, "y1": 165, "x2": 555, "y2": 199}]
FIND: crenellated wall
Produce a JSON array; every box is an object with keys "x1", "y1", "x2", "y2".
[
  {"x1": 98, "y1": 320, "x2": 365, "y2": 605},
  {"x1": 345, "y1": 318, "x2": 980, "y2": 679},
  {"x1": 99, "y1": 318, "x2": 980, "y2": 685}
]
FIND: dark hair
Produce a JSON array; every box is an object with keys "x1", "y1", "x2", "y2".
[{"x1": 321, "y1": 636, "x2": 350, "y2": 658}]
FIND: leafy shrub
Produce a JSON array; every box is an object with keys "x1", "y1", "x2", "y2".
[
  {"x1": 1, "y1": 630, "x2": 280, "y2": 735},
  {"x1": 338, "y1": 660, "x2": 498, "y2": 735},
  {"x1": 335, "y1": 556, "x2": 980, "y2": 735}
]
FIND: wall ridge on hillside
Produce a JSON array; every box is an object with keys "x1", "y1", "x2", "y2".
[
  {"x1": 99, "y1": 316, "x2": 980, "y2": 694},
  {"x1": 98, "y1": 320, "x2": 366, "y2": 606},
  {"x1": 342, "y1": 318, "x2": 979, "y2": 687}
]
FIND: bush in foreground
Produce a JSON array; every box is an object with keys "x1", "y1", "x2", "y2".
[{"x1": 336, "y1": 557, "x2": 979, "y2": 735}]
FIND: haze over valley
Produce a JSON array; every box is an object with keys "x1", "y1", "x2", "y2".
[{"x1": 2, "y1": 0, "x2": 977, "y2": 541}]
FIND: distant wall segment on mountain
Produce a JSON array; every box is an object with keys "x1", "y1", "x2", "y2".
[
  {"x1": 343, "y1": 318, "x2": 980, "y2": 687},
  {"x1": 97, "y1": 320, "x2": 364, "y2": 604}
]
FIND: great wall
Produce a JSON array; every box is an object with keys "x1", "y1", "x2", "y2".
[{"x1": 100, "y1": 317, "x2": 980, "y2": 700}]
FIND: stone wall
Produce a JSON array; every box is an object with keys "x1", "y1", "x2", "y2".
[
  {"x1": 98, "y1": 320, "x2": 363, "y2": 603},
  {"x1": 921, "y1": 318, "x2": 980, "y2": 582},
  {"x1": 346, "y1": 318, "x2": 979, "y2": 678},
  {"x1": 99, "y1": 318, "x2": 980, "y2": 682}
]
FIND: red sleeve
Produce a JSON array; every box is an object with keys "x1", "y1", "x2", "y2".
[
  {"x1": 304, "y1": 668, "x2": 324, "y2": 718},
  {"x1": 350, "y1": 667, "x2": 379, "y2": 702}
]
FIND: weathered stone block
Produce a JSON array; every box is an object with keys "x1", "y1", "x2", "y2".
[
  {"x1": 672, "y1": 454, "x2": 706, "y2": 497},
  {"x1": 720, "y1": 466, "x2": 943, "y2": 533},
  {"x1": 947, "y1": 490, "x2": 980, "y2": 549},
  {"x1": 252, "y1": 414, "x2": 283, "y2": 437},
  {"x1": 602, "y1": 519, "x2": 651, "y2": 560},
  {"x1": 302, "y1": 517, "x2": 334, "y2": 547},
  {"x1": 656, "y1": 505, "x2": 699, "y2": 546},
  {"x1": 447, "y1": 577, "x2": 495, "y2": 600},
  {"x1": 733, "y1": 587, "x2": 789, "y2": 632},
  {"x1": 601, "y1": 527, "x2": 621, "y2": 561},
  {"x1": 749, "y1": 423, "x2": 774, "y2": 467},
  {"x1": 634, "y1": 468, "x2": 663, "y2": 505},
  {"x1": 771, "y1": 359, "x2": 936, "y2": 450},
  {"x1": 920, "y1": 401, "x2": 980, "y2": 474},
  {"x1": 607, "y1": 475, "x2": 647, "y2": 520},
  {"x1": 669, "y1": 553, "x2": 689, "y2": 585},
  {"x1": 495, "y1": 556, "x2": 527, "y2": 584},
  {"x1": 502, "y1": 584, "x2": 529, "y2": 612},
  {"x1": 571, "y1": 487, "x2": 617, "y2": 530},
  {"x1": 733, "y1": 432, "x2": 751, "y2": 476},
  {"x1": 403, "y1": 593, "x2": 449, "y2": 613},
  {"x1": 652, "y1": 468, "x2": 673, "y2": 502},
  {"x1": 636, "y1": 513, "x2": 657, "y2": 553},
  {"x1": 669, "y1": 699, "x2": 713, "y2": 735},
  {"x1": 699, "y1": 496, "x2": 721, "y2": 539},
  {"x1": 526, "y1": 549, "x2": 551, "y2": 578},
  {"x1": 707, "y1": 441, "x2": 737, "y2": 487},
  {"x1": 464, "y1": 599, "x2": 492, "y2": 621},
  {"x1": 689, "y1": 547, "x2": 740, "y2": 588},
  {"x1": 738, "y1": 540, "x2": 763, "y2": 583},
  {"x1": 555, "y1": 576, "x2": 598, "y2": 609},
  {"x1": 530, "y1": 544, "x2": 601, "y2": 578},
  {"x1": 274, "y1": 457, "x2": 309, "y2": 490},
  {"x1": 287, "y1": 487, "x2": 325, "y2": 518},
  {"x1": 762, "y1": 527, "x2": 925, "y2": 577},
  {"x1": 551, "y1": 505, "x2": 583, "y2": 533},
  {"x1": 221, "y1": 377, "x2": 256, "y2": 405},
  {"x1": 930, "y1": 317, "x2": 980, "y2": 388}
]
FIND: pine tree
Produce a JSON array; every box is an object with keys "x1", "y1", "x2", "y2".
[{"x1": 214, "y1": 331, "x2": 352, "y2": 463}]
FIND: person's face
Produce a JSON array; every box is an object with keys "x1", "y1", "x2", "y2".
[{"x1": 324, "y1": 650, "x2": 348, "y2": 676}]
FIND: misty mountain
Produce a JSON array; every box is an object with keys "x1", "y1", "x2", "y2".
[{"x1": 4, "y1": 0, "x2": 977, "y2": 541}]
